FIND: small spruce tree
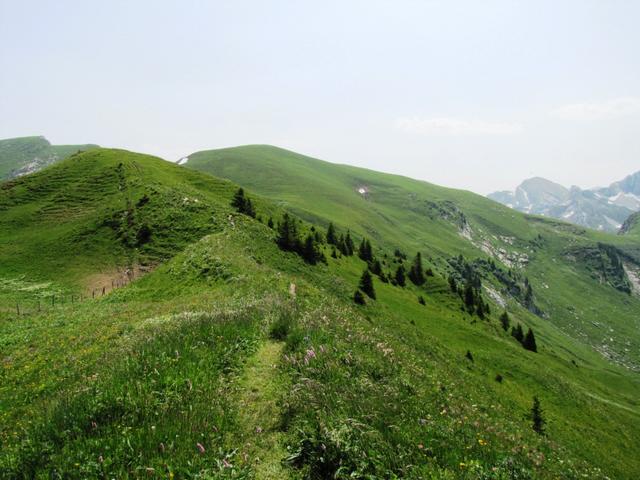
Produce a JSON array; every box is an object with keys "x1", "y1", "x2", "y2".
[
  {"x1": 344, "y1": 231, "x2": 355, "y2": 256},
  {"x1": 500, "y1": 311, "x2": 510, "y2": 331},
  {"x1": 231, "y1": 187, "x2": 247, "y2": 211},
  {"x1": 353, "y1": 290, "x2": 366, "y2": 305},
  {"x1": 276, "y1": 213, "x2": 301, "y2": 252},
  {"x1": 531, "y1": 396, "x2": 546, "y2": 435},
  {"x1": 359, "y1": 269, "x2": 376, "y2": 299},
  {"x1": 244, "y1": 198, "x2": 256, "y2": 218},
  {"x1": 511, "y1": 323, "x2": 524, "y2": 343},
  {"x1": 369, "y1": 259, "x2": 382, "y2": 276},
  {"x1": 358, "y1": 238, "x2": 373, "y2": 262},
  {"x1": 231, "y1": 188, "x2": 256, "y2": 217},
  {"x1": 302, "y1": 234, "x2": 320, "y2": 265},
  {"x1": 464, "y1": 284, "x2": 475, "y2": 312},
  {"x1": 408, "y1": 252, "x2": 426, "y2": 286},
  {"x1": 523, "y1": 328, "x2": 538, "y2": 352},
  {"x1": 394, "y1": 265, "x2": 406, "y2": 287},
  {"x1": 326, "y1": 222, "x2": 337, "y2": 245}
]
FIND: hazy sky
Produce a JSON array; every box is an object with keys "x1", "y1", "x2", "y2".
[{"x1": 1, "y1": 1, "x2": 639, "y2": 194}]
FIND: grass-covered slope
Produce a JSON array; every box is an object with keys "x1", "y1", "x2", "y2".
[
  {"x1": 1, "y1": 147, "x2": 640, "y2": 478},
  {"x1": 0, "y1": 136, "x2": 98, "y2": 180},
  {"x1": 186, "y1": 145, "x2": 640, "y2": 369},
  {"x1": 0, "y1": 148, "x2": 284, "y2": 306}
]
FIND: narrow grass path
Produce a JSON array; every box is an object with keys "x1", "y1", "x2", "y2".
[{"x1": 237, "y1": 339, "x2": 290, "y2": 479}]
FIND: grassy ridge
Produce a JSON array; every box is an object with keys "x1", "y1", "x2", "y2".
[{"x1": 1, "y1": 148, "x2": 639, "y2": 477}]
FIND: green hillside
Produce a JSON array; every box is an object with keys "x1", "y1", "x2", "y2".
[
  {"x1": 1, "y1": 147, "x2": 639, "y2": 478},
  {"x1": 187, "y1": 145, "x2": 640, "y2": 368},
  {"x1": 0, "y1": 136, "x2": 98, "y2": 180}
]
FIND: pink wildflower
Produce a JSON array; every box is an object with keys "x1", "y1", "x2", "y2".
[{"x1": 304, "y1": 348, "x2": 316, "y2": 364}]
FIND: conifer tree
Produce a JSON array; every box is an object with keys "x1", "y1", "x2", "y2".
[
  {"x1": 331, "y1": 247, "x2": 338, "y2": 259},
  {"x1": 353, "y1": 290, "x2": 366, "y2": 305},
  {"x1": 408, "y1": 252, "x2": 426, "y2": 286},
  {"x1": 231, "y1": 187, "x2": 246, "y2": 211},
  {"x1": 326, "y1": 222, "x2": 337, "y2": 245},
  {"x1": 267, "y1": 217, "x2": 274, "y2": 229},
  {"x1": 500, "y1": 311, "x2": 510, "y2": 331},
  {"x1": 524, "y1": 282, "x2": 534, "y2": 308},
  {"x1": 464, "y1": 284, "x2": 475, "y2": 312},
  {"x1": 466, "y1": 350, "x2": 474, "y2": 362},
  {"x1": 337, "y1": 234, "x2": 347, "y2": 255},
  {"x1": 511, "y1": 323, "x2": 524, "y2": 343},
  {"x1": 418, "y1": 295, "x2": 426, "y2": 305},
  {"x1": 369, "y1": 259, "x2": 382, "y2": 276},
  {"x1": 476, "y1": 298, "x2": 486, "y2": 319},
  {"x1": 394, "y1": 265, "x2": 406, "y2": 287},
  {"x1": 358, "y1": 238, "x2": 373, "y2": 262},
  {"x1": 523, "y1": 328, "x2": 538, "y2": 352},
  {"x1": 231, "y1": 187, "x2": 256, "y2": 217},
  {"x1": 244, "y1": 198, "x2": 256, "y2": 218},
  {"x1": 277, "y1": 213, "x2": 300, "y2": 252},
  {"x1": 344, "y1": 231, "x2": 355, "y2": 256},
  {"x1": 302, "y1": 233, "x2": 321, "y2": 265},
  {"x1": 359, "y1": 269, "x2": 376, "y2": 299},
  {"x1": 531, "y1": 396, "x2": 546, "y2": 435}
]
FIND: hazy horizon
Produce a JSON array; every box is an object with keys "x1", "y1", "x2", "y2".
[{"x1": 1, "y1": 0, "x2": 639, "y2": 195}]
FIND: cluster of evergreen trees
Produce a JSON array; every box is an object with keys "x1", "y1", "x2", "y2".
[
  {"x1": 231, "y1": 188, "x2": 256, "y2": 217},
  {"x1": 446, "y1": 255, "x2": 490, "y2": 318},
  {"x1": 500, "y1": 311, "x2": 538, "y2": 352},
  {"x1": 326, "y1": 223, "x2": 355, "y2": 257},
  {"x1": 350, "y1": 234, "x2": 435, "y2": 305},
  {"x1": 275, "y1": 213, "x2": 326, "y2": 265}
]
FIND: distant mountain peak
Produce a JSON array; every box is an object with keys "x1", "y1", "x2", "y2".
[{"x1": 488, "y1": 171, "x2": 640, "y2": 232}]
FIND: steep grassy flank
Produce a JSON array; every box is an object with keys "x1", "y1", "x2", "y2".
[
  {"x1": 185, "y1": 145, "x2": 640, "y2": 370},
  {"x1": 2, "y1": 147, "x2": 640, "y2": 478},
  {"x1": 0, "y1": 136, "x2": 98, "y2": 180},
  {"x1": 0, "y1": 148, "x2": 279, "y2": 307}
]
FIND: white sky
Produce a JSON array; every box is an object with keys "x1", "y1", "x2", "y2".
[{"x1": 1, "y1": 0, "x2": 639, "y2": 194}]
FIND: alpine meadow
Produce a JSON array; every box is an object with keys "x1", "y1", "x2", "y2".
[
  {"x1": 2, "y1": 2, "x2": 640, "y2": 479},
  {"x1": 0, "y1": 143, "x2": 638, "y2": 479}
]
